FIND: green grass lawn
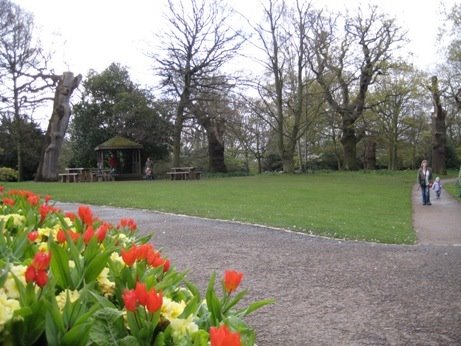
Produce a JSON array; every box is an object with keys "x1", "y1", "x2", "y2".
[
  {"x1": 3, "y1": 171, "x2": 418, "y2": 244},
  {"x1": 444, "y1": 179, "x2": 461, "y2": 199}
]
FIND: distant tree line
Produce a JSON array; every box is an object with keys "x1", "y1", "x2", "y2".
[{"x1": 1, "y1": 0, "x2": 461, "y2": 180}]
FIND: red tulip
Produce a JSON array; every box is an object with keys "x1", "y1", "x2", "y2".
[
  {"x1": 121, "y1": 245, "x2": 138, "y2": 266},
  {"x1": 28, "y1": 231, "x2": 39, "y2": 242},
  {"x1": 56, "y1": 229, "x2": 67, "y2": 243},
  {"x1": 135, "y1": 282, "x2": 148, "y2": 306},
  {"x1": 2, "y1": 198, "x2": 15, "y2": 207},
  {"x1": 78, "y1": 205, "x2": 93, "y2": 226},
  {"x1": 83, "y1": 226, "x2": 95, "y2": 245},
  {"x1": 162, "y1": 259, "x2": 170, "y2": 273},
  {"x1": 64, "y1": 212, "x2": 77, "y2": 220},
  {"x1": 223, "y1": 270, "x2": 243, "y2": 294},
  {"x1": 44, "y1": 195, "x2": 52, "y2": 203},
  {"x1": 122, "y1": 289, "x2": 138, "y2": 311},
  {"x1": 25, "y1": 265, "x2": 36, "y2": 283},
  {"x1": 145, "y1": 289, "x2": 163, "y2": 313},
  {"x1": 35, "y1": 270, "x2": 48, "y2": 287},
  {"x1": 27, "y1": 194, "x2": 40, "y2": 206},
  {"x1": 96, "y1": 223, "x2": 110, "y2": 242},
  {"x1": 118, "y1": 218, "x2": 137, "y2": 231},
  {"x1": 33, "y1": 251, "x2": 51, "y2": 271},
  {"x1": 210, "y1": 325, "x2": 241, "y2": 346}
]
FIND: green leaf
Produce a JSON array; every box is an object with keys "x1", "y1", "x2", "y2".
[
  {"x1": 222, "y1": 290, "x2": 247, "y2": 315},
  {"x1": 83, "y1": 250, "x2": 112, "y2": 283},
  {"x1": 180, "y1": 295, "x2": 200, "y2": 319},
  {"x1": 236, "y1": 299, "x2": 276, "y2": 317},
  {"x1": 49, "y1": 241, "x2": 71, "y2": 288},
  {"x1": 192, "y1": 330, "x2": 209, "y2": 346},
  {"x1": 88, "y1": 308, "x2": 127, "y2": 346},
  {"x1": 120, "y1": 336, "x2": 139, "y2": 346},
  {"x1": 152, "y1": 331, "x2": 165, "y2": 346},
  {"x1": 61, "y1": 321, "x2": 92, "y2": 346},
  {"x1": 205, "y1": 272, "x2": 222, "y2": 326},
  {"x1": 45, "y1": 300, "x2": 65, "y2": 346}
]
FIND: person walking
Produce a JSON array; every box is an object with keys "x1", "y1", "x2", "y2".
[
  {"x1": 432, "y1": 176, "x2": 442, "y2": 199},
  {"x1": 417, "y1": 159, "x2": 433, "y2": 206}
]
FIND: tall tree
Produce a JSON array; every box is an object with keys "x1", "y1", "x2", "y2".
[
  {"x1": 0, "y1": 0, "x2": 54, "y2": 180},
  {"x1": 370, "y1": 63, "x2": 428, "y2": 170},
  {"x1": 191, "y1": 83, "x2": 235, "y2": 172},
  {"x1": 254, "y1": 0, "x2": 313, "y2": 173},
  {"x1": 70, "y1": 63, "x2": 170, "y2": 168},
  {"x1": 309, "y1": 6, "x2": 404, "y2": 170},
  {"x1": 428, "y1": 76, "x2": 447, "y2": 174},
  {"x1": 0, "y1": 115, "x2": 43, "y2": 180},
  {"x1": 151, "y1": 0, "x2": 243, "y2": 168}
]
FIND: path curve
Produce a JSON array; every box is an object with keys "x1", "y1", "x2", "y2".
[
  {"x1": 56, "y1": 186, "x2": 461, "y2": 345},
  {"x1": 412, "y1": 180, "x2": 461, "y2": 246}
]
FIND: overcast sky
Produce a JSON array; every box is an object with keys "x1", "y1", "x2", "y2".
[{"x1": 12, "y1": 0, "x2": 455, "y2": 125}]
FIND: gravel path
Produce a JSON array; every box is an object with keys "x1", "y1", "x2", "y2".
[{"x1": 56, "y1": 182, "x2": 461, "y2": 345}]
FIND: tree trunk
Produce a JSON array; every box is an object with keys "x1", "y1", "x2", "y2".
[
  {"x1": 203, "y1": 117, "x2": 227, "y2": 173},
  {"x1": 282, "y1": 154, "x2": 294, "y2": 173},
  {"x1": 36, "y1": 72, "x2": 82, "y2": 181},
  {"x1": 340, "y1": 120, "x2": 358, "y2": 170},
  {"x1": 363, "y1": 136, "x2": 376, "y2": 170},
  {"x1": 429, "y1": 76, "x2": 447, "y2": 175},
  {"x1": 172, "y1": 117, "x2": 183, "y2": 167}
]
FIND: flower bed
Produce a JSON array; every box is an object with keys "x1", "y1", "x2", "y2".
[{"x1": 0, "y1": 186, "x2": 272, "y2": 345}]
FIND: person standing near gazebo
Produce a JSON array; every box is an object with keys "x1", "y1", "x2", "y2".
[
  {"x1": 109, "y1": 152, "x2": 119, "y2": 178},
  {"x1": 144, "y1": 157, "x2": 154, "y2": 180}
]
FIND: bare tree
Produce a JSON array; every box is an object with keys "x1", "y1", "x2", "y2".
[
  {"x1": 370, "y1": 64, "x2": 428, "y2": 170},
  {"x1": 0, "y1": 0, "x2": 55, "y2": 180},
  {"x1": 190, "y1": 82, "x2": 235, "y2": 172},
  {"x1": 254, "y1": 0, "x2": 314, "y2": 173},
  {"x1": 151, "y1": 0, "x2": 244, "y2": 168},
  {"x1": 308, "y1": 6, "x2": 405, "y2": 170},
  {"x1": 36, "y1": 72, "x2": 81, "y2": 181}
]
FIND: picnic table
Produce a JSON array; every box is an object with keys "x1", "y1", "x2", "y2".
[
  {"x1": 58, "y1": 168, "x2": 114, "y2": 182},
  {"x1": 166, "y1": 167, "x2": 201, "y2": 181},
  {"x1": 59, "y1": 168, "x2": 84, "y2": 182}
]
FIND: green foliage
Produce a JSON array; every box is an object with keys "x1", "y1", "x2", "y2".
[
  {"x1": 0, "y1": 167, "x2": 18, "y2": 181},
  {"x1": 0, "y1": 190, "x2": 268, "y2": 345},
  {"x1": 0, "y1": 117, "x2": 44, "y2": 180},
  {"x1": 70, "y1": 63, "x2": 171, "y2": 168}
]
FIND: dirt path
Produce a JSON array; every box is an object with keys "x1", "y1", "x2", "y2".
[
  {"x1": 56, "y1": 186, "x2": 461, "y2": 345},
  {"x1": 413, "y1": 180, "x2": 461, "y2": 246}
]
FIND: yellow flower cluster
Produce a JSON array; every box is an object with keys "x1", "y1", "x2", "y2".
[
  {"x1": 37, "y1": 224, "x2": 62, "y2": 240},
  {"x1": 97, "y1": 268, "x2": 115, "y2": 297},
  {"x1": 161, "y1": 297, "x2": 198, "y2": 341},
  {"x1": 3, "y1": 265, "x2": 27, "y2": 299},
  {"x1": 55, "y1": 290, "x2": 80, "y2": 311},
  {"x1": 161, "y1": 297, "x2": 186, "y2": 320},
  {"x1": 0, "y1": 290, "x2": 20, "y2": 333},
  {"x1": 0, "y1": 214, "x2": 25, "y2": 231},
  {"x1": 169, "y1": 315, "x2": 199, "y2": 341}
]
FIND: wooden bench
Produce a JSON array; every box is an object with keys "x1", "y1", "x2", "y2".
[
  {"x1": 166, "y1": 171, "x2": 189, "y2": 180},
  {"x1": 167, "y1": 167, "x2": 201, "y2": 181},
  {"x1": 59, "y1": 172, "x2": 78, "y2": 183}
]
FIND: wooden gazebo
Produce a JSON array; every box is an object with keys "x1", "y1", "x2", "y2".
[{"x1": 95, "y1": 136, "x2": 143, "y2": 180}]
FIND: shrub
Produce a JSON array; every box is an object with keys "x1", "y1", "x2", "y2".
[{"x1": 0, "y1": 167, "x2": 18, "y2": 182}]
